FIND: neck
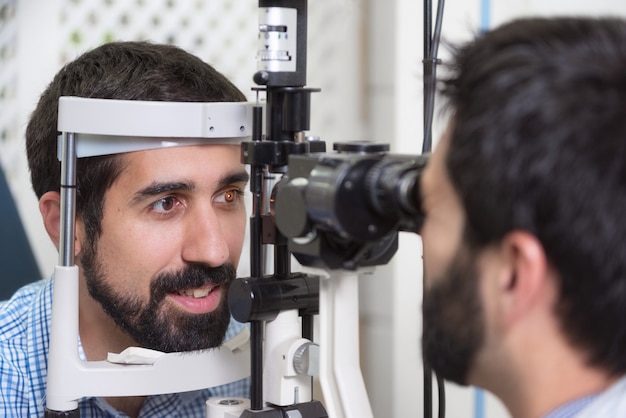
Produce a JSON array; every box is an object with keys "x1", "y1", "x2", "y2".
[
  {"x1": 506, "y1": 361, "x2": 613, "y2": 418},
  {"x1": 476, "y1": 324, "x2": 616, "y2": 418},
  {"x1": 103, "y1": 396, "x2": 146, "y2": 418}
]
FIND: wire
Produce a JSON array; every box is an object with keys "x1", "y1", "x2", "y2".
[
  {"x1": 422, "y1": 0, "x2": 446, "y2": 155},
  {"x1": 437, "y1": 374, "x2": 446, "y2": 418},
  {"x1": 422, "y1": 0, "x2": 447, "y2": 417}
]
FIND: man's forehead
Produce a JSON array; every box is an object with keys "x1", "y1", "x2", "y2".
[
  {"x1": 118, "y1": 144, "x2": 244, "y2": 179},
  {"x1": 126, "y1": 143, "x2": 241, "y2": 158}
]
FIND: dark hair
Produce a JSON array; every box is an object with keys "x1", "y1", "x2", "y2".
[
  {"x1": 26, "y1": 41, "x2": 246, "y2": 239},
  {"x1": 440, "y1": 17, "x2": 626, "y2": 375}
]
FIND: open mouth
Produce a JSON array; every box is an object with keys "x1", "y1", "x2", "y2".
[
  {"x1": 167, "y1": 282, "x2": 224, "y2": 314},
  {"x1": 176, "y1": 285, "x2": 217, "y2": 299}
]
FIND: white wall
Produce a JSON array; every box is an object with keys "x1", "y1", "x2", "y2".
[
  {"x1": 366, "y1": 1, "x2": 626, "y2": 417},
  {"x1": 13, "y1": 0, "x2": 62, "y2": 278}
]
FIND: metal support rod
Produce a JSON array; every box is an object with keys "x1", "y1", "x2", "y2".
[
  {"x1": 302, "y1": 314, "x2": 314, "y2": 342},
  {"x1": 59, "y1": 132, "x2": 77, "y2": 267},
  {"x1": 423, "y1": 1, "x2": 434, "y2": 416},
  {"x1": 249, "y1": 103, "x2": 265, "y2": 411},
  {"x1": 274, "y1": 234, "x2": 291, "y2": 279},
  {"x1": 250, "y1": 321, "x2": 264, "y2": 410},
  {"x1": 250, "y1": 166, "x2": 264, "y2": 278}
]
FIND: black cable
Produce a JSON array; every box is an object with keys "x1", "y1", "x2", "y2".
[
  {"x1": 437, "y1": 374, "x2": 446, "y2": 418},
  {"x1": 422, "y1": 0, "x2": 447, "y2": 417},
  {"x1": 422, "y1": 0, "x2": 434, "y2": 415},
  {"x1": 423, "y1": 0, "x2": 433, "y2": 156},
  {"x1": 431, "y1": 4, "x2": 447, "y2": 418},
  {"x1": 422, "y1": 0, "x2": 446, "y2": 155}
]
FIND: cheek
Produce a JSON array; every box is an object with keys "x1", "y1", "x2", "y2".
[
  {"x1": 421, "y1": 221, "x2": 453, "y2": 287},
  {"x1": 105, "y1": 221, "x2": 155, "y2": 261},
  {"x1": 421, "y1": 213, "x2": 466, "y2": 289},
  {"x1": 475, "y1": 258, "x2": 503, "y2": 334},
  {"x1": 95, "y1": 219, "x2": 170, "y2": 287}
]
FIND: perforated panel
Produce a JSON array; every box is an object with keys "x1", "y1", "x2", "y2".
[
  {"x1": 56, "y1": 0, "x2": 360, "y2": 141},
  {"x1": 59, "y1": 0, "x2": 258, "y2": 95}
]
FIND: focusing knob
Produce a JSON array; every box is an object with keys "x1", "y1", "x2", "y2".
[
  {"x1": 253, "y1": 71, "x2": 270, "y2": 85},
  {"x1": 293, "y1": 342, "x2": 320, "y2": 376}
]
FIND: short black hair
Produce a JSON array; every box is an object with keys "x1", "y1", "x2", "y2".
[
  {"x1": 26, "y1": 41, "x2": 246, "y2": 239},
  {"x1": 441, "y1": 17, "x2": 626, "y2": 375}
]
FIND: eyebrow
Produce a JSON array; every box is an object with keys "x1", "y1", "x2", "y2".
[
  {"x1": 130, "y1": 170, "x2": 250, "y2": 206},
  {"x1": 220, "y1": 170, "x2": 250, "y2": 189}
]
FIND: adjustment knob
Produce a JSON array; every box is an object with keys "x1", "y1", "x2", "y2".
[
  {"x1": 253, "y1": 70, "x2": 270, "y2": 85},
  {"x1": 293, "y1": 342, "x2": 320, "y2": 376}
]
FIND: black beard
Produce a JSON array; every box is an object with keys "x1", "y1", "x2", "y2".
[
  {"x1": 421, "y1": 245, "x2": 485, "y2": 385},
  {"x1": 80, "y1": 243, "x2": 235, "y2": 352}
]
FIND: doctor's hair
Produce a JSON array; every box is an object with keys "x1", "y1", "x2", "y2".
[
  {"x1": 26, "y1": 41, "x2": 246, "y2": 240},
  {"x1": 440, "y1": 17, "x2": 626, "y2": 375}
]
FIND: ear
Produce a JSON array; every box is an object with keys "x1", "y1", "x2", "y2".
[
  {"x1": 39, "y1": 191, "x2": 83, "y2": 256},
  {"x1": 496, "y1": 230, "x2": 550, "y2": 328}
]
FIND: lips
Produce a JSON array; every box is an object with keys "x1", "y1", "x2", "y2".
[{"x1": 168, "y1": 284, "x2": 223, "y2": 314}]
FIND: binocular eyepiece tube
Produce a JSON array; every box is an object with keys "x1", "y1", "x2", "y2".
[{"x1": 273, "y1": 142, "x2": 428, "y2": 270}]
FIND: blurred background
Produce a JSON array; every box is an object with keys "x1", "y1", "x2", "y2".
[{"x1": 1, "y1": 0, "x2": 626, "y2": 416}]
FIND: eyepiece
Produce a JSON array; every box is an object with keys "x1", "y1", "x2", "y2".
[
  {"x1": 274, "y1": 144, "x2": 429, "y2": 269},
  {"x1": 366, "y1": 154, "x2": 428, "y2": 233}
]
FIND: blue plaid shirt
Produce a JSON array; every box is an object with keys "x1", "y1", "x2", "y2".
[
  {"x1": 543, "y1": 374, "x2": 626, "y2": 418},
  {"x1": 0, "y1": 277, "x2": 249, "y2": 417},
  {"x1": 543, "y1": 394, "x2": 598, "y2": 418}
]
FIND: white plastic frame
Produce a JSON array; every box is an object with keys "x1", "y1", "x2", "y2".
[
  {"x1": 303, "y1": 266, "x2": 375, "y2": 418},
  {"x1": 57, "y1": 96, "x2": 254, "y2": 158},
  {"x1": 47, "y1": 97, "x2": 253, "y2": 413}
]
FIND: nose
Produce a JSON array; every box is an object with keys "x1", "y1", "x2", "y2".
[{"x1": 181, "y1": 206, "x2": 229, "y2": 267}]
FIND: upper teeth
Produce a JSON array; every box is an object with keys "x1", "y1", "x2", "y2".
[{"x1": 180, "y1": 287, "x2": 213, "y2": 298}]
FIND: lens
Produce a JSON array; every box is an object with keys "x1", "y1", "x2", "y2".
[{"x1": 366, "y1": 154, "x2": 428, "y2": 233}]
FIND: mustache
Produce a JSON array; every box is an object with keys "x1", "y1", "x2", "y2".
[{"x1": 150, "y1": 263, "x2": 236, "y2": 300}]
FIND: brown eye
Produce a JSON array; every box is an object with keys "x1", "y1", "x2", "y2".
[
  {"x1": 224, "y1": 190, "x2": 236, "y2": 203},
  {"x1": 149, "y1": 196, "x2": 178, "y2": 213},
  {"x1": 215, "y1": 189, "x2": 243, "y2": 205},
  {"x1": 160, "y1": 197, "x2": 176, "y2": 210}
]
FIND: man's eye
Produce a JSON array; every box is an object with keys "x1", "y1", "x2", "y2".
[
  {"x1": 150, "y1": 196, "x2": 179, "y2": 213},
  {"x1": 224, "y1": 191, "x2": 236, "y2": 203},
  {"x1": 216, "y1": 189, "x2": 244, "y2": 204}
]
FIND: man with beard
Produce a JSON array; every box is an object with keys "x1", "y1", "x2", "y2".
[
  {"x1": 0, "y1": 42, "x2": 250, "y2": 417},
  {"x1": 419, "y1": 17, "x2": 626, "y2": 418}
]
